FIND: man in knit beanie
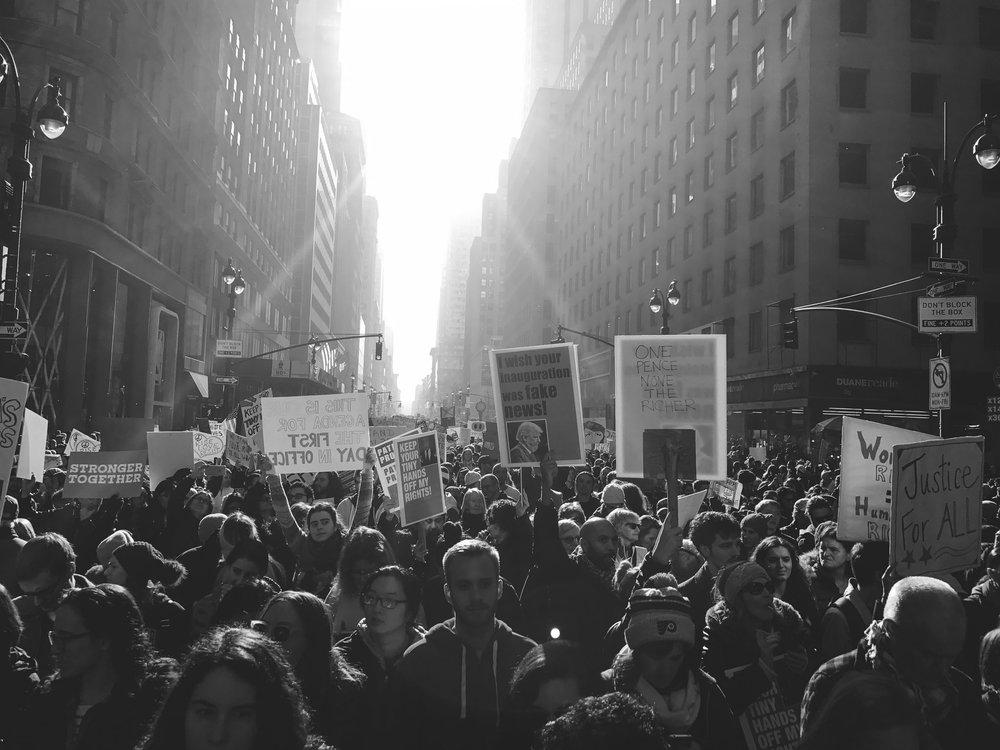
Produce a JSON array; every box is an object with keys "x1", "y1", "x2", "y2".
[{"x1": 591, "y1": 482, "x2": 626, "y2": 518}]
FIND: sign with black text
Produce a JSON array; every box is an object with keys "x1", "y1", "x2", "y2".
[
  {"x1": 260, "y1": 393, "x2": 370, "y2": 473},
  {"x1": 393, "y1": 431, "x2": 447, "y2": 526},
  {"x1": 64, "y1": 450, "x2": 147, "y2": 499}
]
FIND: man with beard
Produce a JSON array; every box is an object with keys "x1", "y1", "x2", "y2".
[
  {"x1": 566, "y1": 470, "x2": 600, "y2": 518},
  {"x1": 392, "y1": 539, "x2": 535, "y2": 749}
]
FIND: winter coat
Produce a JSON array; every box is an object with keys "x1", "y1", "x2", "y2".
[
  {"x1": 390, "y1": 618, "x2": 535, "y2": 750},
  {"x1": 20, "y1": 679, "x2": 147, "y2": 750},
  {"x1": 0, "y1": 646, "x2": 39, "y2": 748}
]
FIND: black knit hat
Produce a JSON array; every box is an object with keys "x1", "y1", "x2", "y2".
[{"x1": 113, "y1": 541, "x2": 185, "y2": 586}]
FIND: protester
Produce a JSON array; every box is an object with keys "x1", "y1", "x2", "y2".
[
  {"x1": 0, "y1": 583, "x2": 39, "y2": 746},
  {"x1": 981, "y1": 626, "x2": 1000, "y2": 730},
  {"x1": 753, "y1": 535, "x2": 819, "y2": 632},
  {"x1": 802, "y1": 521, "x2": 851, "y2": 614},
  {"x1": 607, "y1": 507, "x2": 642, "y2": 566},
  {"x1": 485, "y1": 497, "x2": 533, "y2": 591},
  {"x1": 817, "y1": 541, "x2": 888, "y2": 661},
  {"x1": 679, "y1": 511, "x2": 742, "y2": 644},
  {"x1": 538, "y1": 692, "x2": 664, "y2": 750},
  {"x1": 0, "y1": 496, "x2": 26, "y2": 595}
]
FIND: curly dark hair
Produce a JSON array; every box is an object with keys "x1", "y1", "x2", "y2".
[
  {"x1": 59, "y1": 584, "x2": 151, "y2": 694},
  {"x1": 540, "y1": 692, "x2": 663, "y2": 750},
  {"x1": 138, "y1": 627, "x2": 311, "y2": 750},
  {"x1": 360, "y1": 565, "x2": 422, "y2": 623}
]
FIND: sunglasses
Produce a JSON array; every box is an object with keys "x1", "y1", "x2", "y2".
[
  {"x1": 743, "y1": 581, "x2": 775, "y2": 596},
  {"x1": 360, "y1": 594, "x2": 406, "y2": 610},
  {"x1": 249, "y1": 620, "x2": 291, "y2": 643}
]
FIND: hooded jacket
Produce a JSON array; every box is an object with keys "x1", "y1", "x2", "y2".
[{"x1": 391, "y1": 617, "x2": 535, "y2": 750}]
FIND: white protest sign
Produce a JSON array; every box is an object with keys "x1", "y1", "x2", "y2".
[
  {"x1": 709, "y1": 478, "x2": 742, "y2": 507},
  {"x1": 615, "y1": 335, "x2": 726, "y2": 480},
  {"x1": 193, "y1": 429, "x2": 225, "y2": 462},
  {"x1": 224, "y1": 430, "x2": 254, "y2": 468},
  {"x1": 393, "y1": 431, "x2": 447, "y2": 526},
  {"x1": 0, "y1": 377, "x2": 28, "y2": 494},
  {"x1": 836, "y1": 417, "x2": 933, "y2": 542},
  {"x1": 373, "y1": 428, "x2": 420, "y2": 514},
  {"x1": 260, "y1": 393, "x2": 370, "y2": 474},
  {"x1": 16, "y1": 409, "x2": 47, "y2": 481},
  {"x1": 147, "y1": 431, "x2": 195, "y2": 490},
  {"x1": 64, "y1": 428, "x2": 101, "y2": 455},
  {"x1": 240, "y1": 388, "x2": 272, "y2": 451},
  {"x1": 749, "y1": 445, "x2": 767, "y2": 462},
  {"x1": 677, "y1": 489, "x2": 708, "y2": 530},
  {"x1": 584, "y1": 418, "x2": 608, "y2": 444},
  {"x1": 891, "y1": 436, "x2": 984, "y2": 577}
]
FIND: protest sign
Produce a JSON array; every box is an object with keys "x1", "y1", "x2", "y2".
[
  {"x1": 44, "y1": 453, "x2": 63, "y2": 471},
  {"x1": 99, "y1": 417, "x2": 155, "y2": 451},
  {"x1": 224, "y1": 430, "x2": 254, "y2": 468},
  {"x1": 16, "y1": 409, "x2": 47, "y2": 481},
  {"x1": 64, "y1": 428, "x2": 100, "y2": 455},
  {"x1": 192, "y1": 430, "x2": 225, "y2": 462},
  {"x1": 837, "y1": 417, "x2": 933, "y2": 542},
  {"x1": 240, "y1": 388, "x2": 272, "y2": 451},
  {"x1": 489, "y1": 343, "x2": 586, "y2": 467},
  {"x1": 615, "y1": 335, "x2": 726, "y2": 481},
  {"x1": 749, "y1": 445, "x2": 767, "y2": 462},
  {"x1": 369, "y1": 424, "x2": 409, "y2": 447},
  {"x1": 890, "y1": 436, "x2": 984, "y2": 577},
  {"x1": 64, "y1": 450, "x2": 147, "y2": 499},
  {"x1": 468, "y1": 420, "x2": 486, "y2": 434},
  {"x1": 147, "y1": 431, "x2": 195, "y2": 490},
  {"x1": 677, "y1": 489, "x2": 708, "y2": 531},
  {"x1": 373, "y1": 428, "x2": 420, "y2": 514},
  {"x1": 0, "y1": 377, "x2": 28, "y2": 495},
  {"x1": 583, "y1": 418, "x2": 607, "y2": 444},
  {"x1": 734, "y1": 682, "x2": 800, "y2": 750},
  {"x1": 393, "y1": 431, "x2": 447, "y2": 526},
  {"x1": 709, "y1": 478, "x2": 742, "y2": 508},
  {"x1": 260, "y1": 393, "x2": 370, "y2": 474},
  {"x1": 481, "y1": 422, "x2": 500, "y2": 457}
]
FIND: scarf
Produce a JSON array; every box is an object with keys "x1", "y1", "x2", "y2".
[
  {"x1": 571, "y1": 549, "x2": 616, "y2": 590},
  {"x1": 635, "y1": 670, "x2": 702, "y2": 732}
]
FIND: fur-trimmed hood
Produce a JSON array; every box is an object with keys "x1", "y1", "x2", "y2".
[{"x1": 704, "y1": 594, "x2": 804, "y2": 636}]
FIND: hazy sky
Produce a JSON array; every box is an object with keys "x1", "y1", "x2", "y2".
[{"x1": 340, "y1": 1, "x2": 525, "y2": 405}]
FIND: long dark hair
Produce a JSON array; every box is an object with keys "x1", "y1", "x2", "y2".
[
  {"x1": 59, "y1": 584, "x2": 151, "y2": 695},
  {"x1": 139, "y1": 627, "x2": 311, "y2": 750},
  {"x1": 753, "y1": 536, "x2": 812, "y2": 594},
  {"x1": 333, "y1": 527, "x2": 395, "y2": 598}
]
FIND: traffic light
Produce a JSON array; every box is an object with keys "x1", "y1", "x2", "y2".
[
  {"x1": 374, "y1": 336, "x2": 383, "y2": 361},
  {"x1": 782, "y1": 318, "x2": 799, "y2": 349}
]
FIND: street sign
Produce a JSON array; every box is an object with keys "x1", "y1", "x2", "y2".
[
  {"x1": 0, "y1": 322, "x2": 27, "y2": 337},
  {"x1": 926, "y1": 280, "x2": 963, "y2": 297},
  {"x1": 215, "y1": 339, "x2": 243, "y2": 358},
  {"x1": 929, "y1": 356, "x2": 951, "y2": 411},
  {"x1": 917, "y1": 296, "x2": 978, "y2": 334},
  {"x1": 215, "y1": 375, "x2": 239, "y2": 385},
  {"x1": 928, "y1": 258, "x2": 969, "y2": 274}
]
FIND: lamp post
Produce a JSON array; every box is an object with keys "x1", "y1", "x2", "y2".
[
  {"x1": 0, "y1": 35, "x2": 70, "y2": 369},
  {"x1": 648, "y1": 280, "x2": 681, "y2": 334},
  {"x1": 890, "y1": 110, "x2": 1000, "y2": 437},
  {"x1": 221, "y1": 257, "x2": 246, "y2": 334}
]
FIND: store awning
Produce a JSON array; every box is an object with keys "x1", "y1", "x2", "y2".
[{"x1": 187, "y1": 371, "x2": 209, "y2": 398}]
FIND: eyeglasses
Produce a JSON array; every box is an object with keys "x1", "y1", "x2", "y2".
[
  {"x1": 361, "y1": 593, "x2": 406, "y2": 610},
  {"x1": 624, "y1": 522, "x2": 640, "y2": 530},
  {"x1": 249, "y1": 620, "x2": 291, "y2": 643},
  {"x1": 48, "y1": 630, "x2": 91, "y2": 648},
  {"x1": 23, "y1": 576, "x2": 69, "y2": 603},
  {"x1": 743, "y1": 581, "x2": 775, "y2": 596}
]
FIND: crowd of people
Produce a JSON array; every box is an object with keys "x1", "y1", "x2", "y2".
[{"x1": 1, "y1": 432, "x2": 999, "y2": 749}]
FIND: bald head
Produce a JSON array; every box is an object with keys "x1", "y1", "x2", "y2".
[
  {"x1": 885, "y1": 575, "x2": 964, "y2": 629},
  {"x1": 580, "y1": 517, "x2": 617, "y2": 565}
]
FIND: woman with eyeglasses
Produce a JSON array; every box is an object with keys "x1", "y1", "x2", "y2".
[
  {"x1": 254, "y1": 591, "x2": 364, "y2": 749},
  {"x1": 325, "y1": 526, "x2": 396, "y2": 640},
  {"x1": 336, "y1": 565, "x2": 425, "y2": 741},
  {"x1": 701, "y1": 561, "x2": 810, "y2": 722},
  {"x1": 138, "y1": 626, "x2": 334, "y2": 750},
  {"x1": 22, "y1": 583, "x2": 157, "y2": 750},
  {"x1": 607, "y1": 508, "x2": 643, "y2": 566}
]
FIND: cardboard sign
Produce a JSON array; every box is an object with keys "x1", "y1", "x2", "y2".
[
  {"x1": 16, "y1": 409, "x2": 47, "y2": 481},
  {"x1": 677, "y1": 489, "x2": 709, "y2": 531},
  {"x1": 240, "y1": 388, "x2": 272, "y2": 451},
  {"x1": 709, "y1": 478, "x2": 743, "y2": 507},
  {"x1": 193, "y1": 430, "x2": 225, "y2": 462},
  {"x1": 64, "y1": 450, "x2": 147, "y2": 499},
  {"x1": 393, "y1": 430, "x2": 447, "y2": 526},
  {"x1": 891, "y1": 436, "x2": 984, "y2": 577},
  {"x1": 147, "y1": 431, "x2": 195, "y2": 490},
  {"x1": 0, "y1": 377, "x2": 28, "y2": 495},
  {"x1": 224, "y1": 430, "x2": 254, "y2": 468},
  {"x1": 736, "y1": 682, "x2": 800, "y2": 750},
  {"x1": 615, "y1": 335, "x2": 727, "y2": 481},
  {"x1": 489, "y1": 343, "x2": 586, "y2": 467},
  {"x1": 64, "y1": 428, "x2": 101, "y2": 455},
  {"x1": 837, "y1": 418, "x2": 933, "y2": 542},
  {"x1": 373, "y1": 428, "x2": 420, "y2": 514},
  {"x1": 259, "y1": 393, "x2": 370, "y2": 474},
  {"x1": 99, "y1": 417, "x2": 155, "y2": 451},
  {"x1": 369, "y1": 424, "x2": 409, "y2": 447}
]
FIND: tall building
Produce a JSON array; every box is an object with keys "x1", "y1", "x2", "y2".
[
  {"x1": 524, "y1": 0, "x2": 594, "y2": 114},
  {"x1": 433, "y1": 211, "x2": 479, "y2": 411},
  {"x1": 514, "y1": 0, "x2": 1000, "y2": 458},
  {"x1": 294, "y1": 0, "x2": 344, "y2": 114},
  {"x1": 0, "y1": 0, "x2": 303, "y2": 428}
]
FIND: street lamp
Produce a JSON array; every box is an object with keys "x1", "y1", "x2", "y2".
[
  {"x1": 307, "y1": 335, "x2": 320, "y2": 376},
  {"x1": 649, "y1": 280, "x2": 681, "y2": 334},
  {"x1": 0, "y1": 35, "x2": 70, "y2": 367},
  {"x1": 221, "y1": 257, "x2": 246, "y2": 333}
]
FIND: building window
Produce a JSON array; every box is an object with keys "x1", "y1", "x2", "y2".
[
  {"x1": 749, "y1": 242, "x2": 764, "y2": 285},
  {"x1": 779, "y1": 225, "x2": 795, "y2": 271},
  {"x1": 839, "y1": 142, "x2": 869, "y2": 184},
  {"x1": 671, "y1": 87, "x2": 679, "y2": 116},
  {"x1": 725, "y1": 194, "x2": 737, "y2": 233},
  {"x1": 686, "y1": 118, "x2": 695, "y2": 150},
  {"x1": 728, "y1": 72, "x2": 739, "y2": 109},
  {"x1": 705, "y1": 96, "x2": 716, "y2": 131},
  {"x1": 780, "y1": 80, "x2": 798, "y2": 127},
  {"x1": 666, "y1": 236, "x2": 676, "y2": 266},
  {"x1": 754, "y1": 0, "x2": 765, "y2": 21},
  {"x1": 750, "y1": 174, "x2": 764, "y2": 218},
  {"x1": 686, "y1": 171, "x2": 695, "y2": 203},
  {"x1": 728, "y1": 11, "x2": 739, "y2": 49},
  {"x1": 701, "y1": 268, "x2": 714, "y2": 305},
  {"x1": 672, "y1": 38, "x2": 680, "y2": 68},
  {"x1": 688, "y1": 13, "x2": 697, "y2": 44},
  {"x1": 724, "y1": 257, "x2": 736, "y2": 295},
  {"x1": 910, "y1": 0, "x2": 939, "y2": 41},
  {"x1": 840, "y1": 68, "x2": 868, "y2": 109},
  {"x1": 55, "y1": 0, "x2": 84, "y2": 33},
  {"x1": 840, "y1": 0, "x2": 868, "y2": 33},
  {"x1": 723, "y1": 318, "x2": 735, "y2": 357},
  {"x1": 688, "y1": 66, "x2": 696, "y2": 97},
  {"x1": 707, "y1": 41, "x2": 716, "y2": 74},
  {"x1": 39, "y1": 156, "x2": 72, "y2": 209},
  {"x1": 726, "y1": 132, "x2": 738, "y2": 171},
  {"x1": 751, "y1": 108, "x2": 765, "y2": 150},
  {"x1": 684, "y1": 225, "x2": 694, "y2": 257},
  {"x1": 670, "y1": 137, "x2": 678, "y2": 165},
  {"x1": 654, "y1": 200, "x2": 661, "y2": 228},
  {"x1": 669, "y1": 187, "x2": 678, "y2": 216},
  {"x1": 682, "y1": 279, "x2": 692, "y2": 313},
  {"x1": 839, "y1": 218, "x2": 868, "y2": 261},
  {"x1": 753, "y1": 43, "x2": 765, "y2": 85},
  {"x1": 653, "y1": 247, "x2": 661, "y2": 276},
  {"x1": 911, "y1": 73, "x2": 938, "y2": 114},
  {"x1": 700, "y1": 209, "x2": 713, "y2": 248},
  {"x1": 655, "y1": 152, "x2": 662, "y2": 181},
  {"x1": 48, "y1": 69, "x2": 78, "y2": 119},
  {"x1": 779, "y1": 151, "x2": 795, "y2": 199},
  {"x1": 704, "y1": 153, "x2": 715, "y2": 189},
  {"x1": 781, "y1": 10, "x2": 797, "y2": 56},
  {"x1": 639, "y1": 258, "x2": 647, "y2": 285},
  {"x1": 749, "y1": 311, "x2": 763, "y2": 351}
]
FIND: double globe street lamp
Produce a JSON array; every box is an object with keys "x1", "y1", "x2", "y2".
[
  {"x1": 648, "y1": 280, "x2": 681, "y2": 334},
  {"x1": 221, "y1": 257, "x2": 247, "y2": 333}
]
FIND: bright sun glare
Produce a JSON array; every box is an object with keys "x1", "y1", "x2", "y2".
[{"x1": 339, "y1": 1, "x2": 525, "y2": 408}]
